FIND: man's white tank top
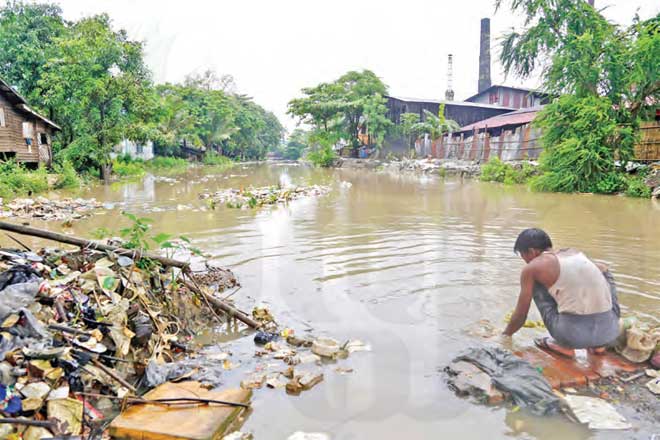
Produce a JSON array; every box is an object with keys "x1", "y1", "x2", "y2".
[{"x1": 546, "y1": 249, "x2": 612, "y2": 315}]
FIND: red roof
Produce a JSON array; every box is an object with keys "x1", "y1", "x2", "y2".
[{"x1": 458, "y1": 106, "x2": 542, "y2": 133}]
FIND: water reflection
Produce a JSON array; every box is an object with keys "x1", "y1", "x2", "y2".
[{"x1": 13, "y1": 164, "x2": 659, "y2": 439}]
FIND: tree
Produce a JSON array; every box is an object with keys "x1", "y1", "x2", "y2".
[
  {"x1": 184, "y1": 69, "x2": 237, "y2": 94},
  {"x1": 362, "y1": 94, "x2": 392, "y2": 149},
  {"x1": 412, "y1": 105, "x2": 459, "y2": 140},
  {"x1": 283, "y1": 128, "x2": 309, "y2": 160},
  {"x1": 400, "y1": 113, "x2": 420, "y2": 150},
  {"x1": 38, "y1": 14, "x2": 153, "y2": 181},
  {"x1": 288, "y1": 70, "x2": 390, "y2": 152},
  {"x1": 497, "y1": 0, "x2": 660, "y2": 193},
  {"x1": 0, "y1": 1, "x2": 65, "y2": 103},
  {"x1": 153, "y1": 75, "x2": 283, "y2": 161}
]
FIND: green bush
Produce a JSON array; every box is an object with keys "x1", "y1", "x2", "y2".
[
  {"x1": 624, "y1": 175, "x2": 652, "y2": 198},
  {"x1": 53, "y1": 160, "x2": 81, "y2": 189},
  {"x1": 0, "y1": 161, "x2": 49, "y2": 198},
  {"x1": 480, "y1": 158, "x2": 536, "y2": 185},
  {"x1": 112, "y1": 159, "x2": 145, "y2": 177},
  {"x1": 147, "y1": 156, "x2": 189, "y2": 170},
  {"x1": 531, "y1": 95, "x2": 635, "y2": 194},
  {"x1": 202, "y1": 152, "x2": 233, "y2": 167},
  {"x1": 594, "y1": 172, "x2": 627, "y2": 194},
  {"x1": 307, "y1": 144, "x2": 337, "y2": 167}
]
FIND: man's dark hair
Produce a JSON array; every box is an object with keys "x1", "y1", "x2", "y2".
[{"x1": 513, "y1": 228, "x2": 553, "y2": 254}]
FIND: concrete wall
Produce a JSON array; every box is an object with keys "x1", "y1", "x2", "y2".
[{"x1": 115, "y1": 139, "x2": 154, "y2": 161}]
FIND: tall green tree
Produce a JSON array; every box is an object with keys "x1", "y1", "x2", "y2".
[
  {"x1": 153, "y1": 75, "x2": 283, "y2": 160},
  {"x1": 287, "y1": 70, "x2": 390, "y2": 151},
  {"x1": 497, "y1": 0, "x2": 660, "y2": 193},
  {"x1": 38, "y1": 14, "x2": 152, "y2": 181},
  {"x1": 0, "y1": 1, "x2": 65, "y2": 103}
]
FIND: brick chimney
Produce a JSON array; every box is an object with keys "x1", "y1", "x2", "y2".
[{"x1": 478, "y1": 18, "x2": 492, "y2": 94}]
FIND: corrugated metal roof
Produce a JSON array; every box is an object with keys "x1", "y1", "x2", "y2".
[
  {"x1": 458, "y1": 106, "x2": 543, "y2": 133},
  {"x1": 464, "y1": 84, "x2": 548, "y2": 102},
  {"x1": 386, "y1": 95, "x2": 516, "y2": 111}
]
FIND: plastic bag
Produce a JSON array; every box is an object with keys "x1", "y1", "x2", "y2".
[
  {"x1": 454, "y1": 347, "x2": 561, "y2": 415},
  {"x1": 0, "y1": 281, "x2": 40, "y2": 320}
]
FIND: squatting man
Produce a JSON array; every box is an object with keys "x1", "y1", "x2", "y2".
[{"x1": 503, "y1": 228, "x2": 620, "y2": 357}]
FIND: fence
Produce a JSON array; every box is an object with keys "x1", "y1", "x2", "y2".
[
  {"x1": 415, "y1": 125, "x2": 543, "y2": 162},
  {"x1": 635, "y1": 122, "x2": 660, "y2": 162},
  {"x1": 415, "y1": 122, "x2": 660, "y2": 162}
]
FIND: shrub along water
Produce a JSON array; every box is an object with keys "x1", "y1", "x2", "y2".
[
  {"x1": 147, "y1": 156, "x2": 189, "y2": 170},
  {"x1": 480, "y1": 157, "x2": 651, "y2": 198},
  {"x1": 480, "y1": 158, "x2": 537, "y2": 185},
  {"x1": 202, "y1": 152, "x2": 234, "y2": 168},
  {"x1": 0, "y1": 160, "x2": 49, "y2": 198}
]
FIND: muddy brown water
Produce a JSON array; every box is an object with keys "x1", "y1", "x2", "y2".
[{"x1": 5, "y1": 163, "x2": 660, "y2": 439}]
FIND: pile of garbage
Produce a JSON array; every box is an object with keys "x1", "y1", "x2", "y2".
[
  {"x1": 0, "y1": 238, "x2": 239, "y2": 438},
  {"x1": 381, "y1": 158, "x2": 483, "y2": 176},
  {"x1": 0, "y1": 197, "x2": 108, "y2": 222},
  {"x1": 199, "y1": 185, "x2": 331, "y2": 209}
]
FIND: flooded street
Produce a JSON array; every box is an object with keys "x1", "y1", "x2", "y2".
[{"x1": 18, "y1": 164, "x2": 660, "y2": 439}]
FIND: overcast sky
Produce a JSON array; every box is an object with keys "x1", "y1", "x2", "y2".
[{"x1": 53, "y1": 0, "x2": 659, "y2": 131}]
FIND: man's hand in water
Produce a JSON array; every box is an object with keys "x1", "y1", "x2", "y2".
[{"x1": 499, "y1": 333, "x2": 514, "y2": 350}]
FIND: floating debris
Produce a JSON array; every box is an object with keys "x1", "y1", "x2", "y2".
[
  {"x1": 199, "y1": 185, "x2": 331, "y2": 209},
  {"x1": 0, "y1": 197, "x2": 105, "y2": 222},
  {"x1": 564, "y1": 395, "x2": 631, "y2": 430}
]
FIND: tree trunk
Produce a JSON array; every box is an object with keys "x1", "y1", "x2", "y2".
[{"x1": 101, "y1": 163, "x2": 112, "y2": 184}]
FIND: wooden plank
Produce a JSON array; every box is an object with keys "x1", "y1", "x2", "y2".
[{"x1": 109, "y1": 382, "x2": 251, "y2": 440}]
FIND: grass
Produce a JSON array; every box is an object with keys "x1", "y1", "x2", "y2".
[
  {"x1": 53, "y1": 160, "x2": 82, "y2": 189},
  {"x1": 0, "y1": 160, "x2": 49, "y2": 198},
  {"x1": 624, "y1": 175, "x2": 652, "y2": 198},
  {"x1": 202, "y1": 152, "x2": 233, "y2": 167},
  {"x1": 146, "y1": 156, "x2": 189, "y2": 170},
  {"x1": 112, "y1": 158, "x2": 146, "y2": 177}
]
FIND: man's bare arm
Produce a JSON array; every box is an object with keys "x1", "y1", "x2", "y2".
[{"x1": 503, "y1": 264, "x2": 535, "y2": 336}]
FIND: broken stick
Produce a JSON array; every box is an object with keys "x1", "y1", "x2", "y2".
[
  {"x1": 91, "y1": 358, "x2": 137, "y2": 393},
  {"x1": 181, "y1": 278, "x2": 261, "y2": 329},
  {"x1": 0, "y1": 221, "x2": 188, "y2": 269}
]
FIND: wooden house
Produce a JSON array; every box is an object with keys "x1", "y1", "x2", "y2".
[{"x1": 0, "y1": 77, "x2": 60, "y2": 166}]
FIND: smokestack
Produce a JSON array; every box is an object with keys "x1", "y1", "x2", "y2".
[
  {"x1": 478, "y1": 18, "x2": 492, "y2": 94},
  {"x1": 445, "y1": 54, "x2": 454, "y2": 101}
]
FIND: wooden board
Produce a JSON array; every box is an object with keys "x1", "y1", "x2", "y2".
[
  {"x1": 109, "y1": 382, "x2": 251, "y2": 440},
  {"x1": 516, "y1": 347, "x2": 645, "y2": 390}
]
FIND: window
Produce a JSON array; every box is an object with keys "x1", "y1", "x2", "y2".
[
  {"x1": 22, "y1": 121, "x2": 33, "y2": 139},
  {"x1": 38, "y1": 132, "x2": 49, "y2": 145},
  {"x1": 0, "y1": 107, "x2": 5, "y2": 127}
]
